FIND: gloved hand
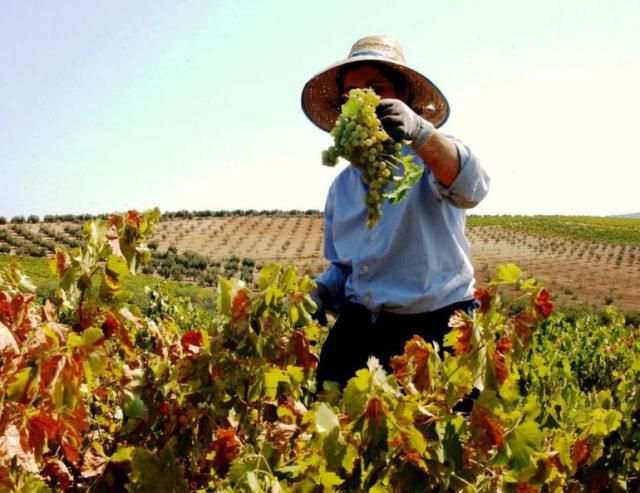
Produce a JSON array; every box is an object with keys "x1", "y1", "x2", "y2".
[
  {"x1": 309, "y1": 283, "x2": 330, "y2": 326},
  {"x1": 376, "y1": 99, "x2": 434, "y2": 149}
]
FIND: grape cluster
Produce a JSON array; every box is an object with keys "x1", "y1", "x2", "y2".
[{"x1": 322, "y1": 88, "x2": 403, "y2": 228}]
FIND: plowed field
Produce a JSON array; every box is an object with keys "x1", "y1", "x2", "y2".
[{"x1": 2, "y1": 215, "x2": 639, "y2": 311}]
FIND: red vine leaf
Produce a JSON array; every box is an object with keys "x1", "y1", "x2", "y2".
[
  {"x1": 492, "y1": 350, "x2": 509, "y2": 385},
  {"x1": 181, "y1": 330, "x2": 203, "y2": 356},
  {"x1": 266, "y1": 422, "x2": 298, "y2": 453},
  {"x1": 159, "y1": 402, "x2": 171, "y2": 417},
  {"x1": 470, "y1": 405, "x2": 505, "y2": 453},
  {"x1": 473, "y1": 287, "x2": 493, "y2": 313},
  {"x1": 231, "y1": 290, "x2": 252, "y2": 324},
  {"x1": 60, "y1": 407, "x2": 90, "y2": 465},
  {"x1": 55, "y1": 251, "x2": 70, "y2": 277},
  {"x1": 516, "y1": 482, "x2": 540, "y2": 493},
  {"x1": 365, "y1": 397, "x2": 388, "y2": 425},
  {"x1": 39, "y1": 355, "x2": 65, "y2": 392},
  {"x1": 0, "y1": 423, "x2": 39, "y2": 473},
  {"x1": 293, "y1": 330, "x2": 318, "y2": 370},
  {"x1": 43, "y1": 459, "x2": 73, "y2": 491},
  {"x1": 492, "y1": 336, "x2": 512, "y2": 384},
  {"x1": 125, "y1": 210, "x2": 142, "y2": 230},
  {"x1": 27, "y1": 412, "x2": 59, "y2": 454},
  {"x1": 572, "y1": 438, "x2": 592, "y2": 467},
  {"x1": 449, "y1": 310, "x2": 474, "y2": 356},
  {"x1": 533, "y1": 288, "x2": 553, "y2": 319},
  {"x1": 102, "y1": 311, "x2": 136, "y2": 360},
  {"x1": 209, "y1": 428, "x2": 242, "y2": 473},
  {"x1": 80, "y1": 444, "x2": 108, "y2": 479},
  {"x1": 101, "y1": 311, "x2": 120, "y2": 338},
  {"x1": 514, "y1": 310, "x2": 536, "y2": 341},
  {"x1": 390, "y1": 335, "x2": 431, "y2": 391},
  {"x1": 0, "y1": 292, "x2": 37, "y2": 343}
]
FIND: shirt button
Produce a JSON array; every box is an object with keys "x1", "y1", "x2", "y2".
[
  {"x1": 364, "y1": 295, "x2": 371, "y2": 303},
  {"x1": 363, "y1": 265, "x2": 369, "y2": 272}
]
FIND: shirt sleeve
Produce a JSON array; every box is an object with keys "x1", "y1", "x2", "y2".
[
  {"x1": 315, "y1": 185, "x2": 349, "y2": 309},
  {"x1": 427, "y1": 136, "x2": 490, "y2": 209}
]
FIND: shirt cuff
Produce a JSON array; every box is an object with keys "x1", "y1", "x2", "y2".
[
  {"x1": 428, "y1": 141, "x2": 488, "y2": 208},
  {"x1": 315, "y1": 263, "x2": 348, "y2": 309}
]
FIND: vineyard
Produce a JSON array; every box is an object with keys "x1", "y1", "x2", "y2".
[
  {"x1": 0, "y1": 209, "x2": 639, "y2": 492},
  {"x1": 1, "y1": 212, "x2": 640, "y2": 312}
]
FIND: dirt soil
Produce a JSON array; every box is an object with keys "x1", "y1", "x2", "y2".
[
  {"x1": 5, "y1": 219, "x2": 640, "y2": 312},
  {"x1": 150, "y1": 218, "x2": 640, "y2": 312}
]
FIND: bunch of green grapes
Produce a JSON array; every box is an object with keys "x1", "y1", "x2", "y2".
[{"x1": 322, "y1": 88, "x2": 406, "y2": 228}]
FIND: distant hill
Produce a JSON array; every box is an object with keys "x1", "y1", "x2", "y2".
[{"x1": 612, "y1": 213, "x2": 640, "y2": 219}]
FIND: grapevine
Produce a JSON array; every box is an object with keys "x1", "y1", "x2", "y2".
[
  {"x1": 1, "y1": 212, "x2": 640, "y2": 491},
  {"x1": 322, "y1": 88, "x2": 424, "y2": 228}
]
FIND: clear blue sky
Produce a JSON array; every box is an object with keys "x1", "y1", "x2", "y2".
[{"x1": 2, "y1": 0, "x2": 639, "y2": 218}]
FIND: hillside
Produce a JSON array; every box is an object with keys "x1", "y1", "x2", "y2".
[{"x1": 1, "y1": 213, "x2": 640, "y2": 312}]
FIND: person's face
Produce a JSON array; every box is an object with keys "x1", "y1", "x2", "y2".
[{"x1": 341, "y1": 64, "x2": 403, "y2": 101}]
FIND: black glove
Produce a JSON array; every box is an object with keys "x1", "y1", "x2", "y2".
[
  {"x1": 309, "y1": 283, "x2": 330, "y2": 326},
  {"x1": 376, "y1": 99, "x2": 434, "y2": 148}
]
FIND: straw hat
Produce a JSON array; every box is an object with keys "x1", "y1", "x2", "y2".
[{"x1": 301, "y1": 34, "x2": 450, "y2": 132}]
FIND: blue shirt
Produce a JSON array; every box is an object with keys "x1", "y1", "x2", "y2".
[{"x1": 316, "y1": 137, "x2": 490, "y2": 314}]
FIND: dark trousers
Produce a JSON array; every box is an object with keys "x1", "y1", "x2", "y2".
[{"x1": 316, "y1": 299, "x2": 477, "y2": 390}]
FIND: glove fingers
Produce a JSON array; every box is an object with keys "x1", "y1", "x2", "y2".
[
  {"x1": 380, "y1": 115, "x2": 404, "y2": 127},
  {"x1": 386, "y1": 128, "x2": 406, "y2": 141},
  {"x1": 380, "y1": 117, "x2": 406, "y2": 140},
  {"x1": 375, "y1": 106, "x2": 390, "y2": 119},
  {"x1": 378, "y1": 98, "x2": 400, "y2": 108},
  {"x1": 375, "y1": 100, "x2": 399, "y2": 118}
]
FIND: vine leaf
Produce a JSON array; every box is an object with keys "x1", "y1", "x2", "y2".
[
  {"x1": 384, "y1": 157, "x2": 423, "y2": 204},
  {"x1": 507, "y1": 420, "x2": 544, "y2": 470}
]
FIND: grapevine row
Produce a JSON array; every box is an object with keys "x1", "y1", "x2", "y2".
[{"x1": 0, "y1": 210, "x2": 638, "y2": 491}]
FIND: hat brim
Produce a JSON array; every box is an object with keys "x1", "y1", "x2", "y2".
[{"x1": 301, "y1": 55, "x2": 450, "y2": 132}]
